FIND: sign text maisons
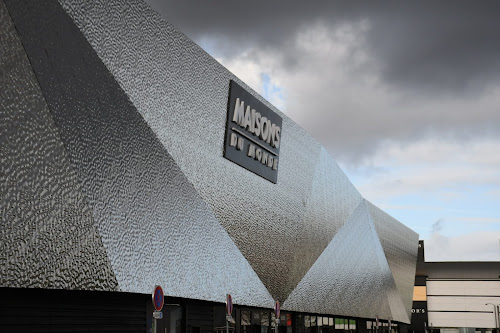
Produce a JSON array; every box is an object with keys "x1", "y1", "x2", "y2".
[{"x1": 224, "y1": 81, "x2": 282, "y2": 183}]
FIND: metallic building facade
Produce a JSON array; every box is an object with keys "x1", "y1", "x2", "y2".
[{"x1": 0, "y1": 0, "x2": 419, "y2": 324}]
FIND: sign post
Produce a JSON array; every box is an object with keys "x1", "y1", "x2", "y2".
[
  {"x1": 226, "y1": 294, "x2": 233, "y2": 333},
  {"x1": 274, "y1": 300, "x2": 281, "y2": 329},
  {"x1": 152, "y1": 285, "x2": 164, "y2": 333}
]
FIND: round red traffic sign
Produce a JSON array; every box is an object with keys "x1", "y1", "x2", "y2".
[
  {"x1": 152, "y1": 285, "x2": 164, "y2": 312},
  {"x1": 275, "y1": 300, "x2": 280, "y2": 319},
  {"x1": 226, "y1": 294, "x2": 233, "y2": 316}
]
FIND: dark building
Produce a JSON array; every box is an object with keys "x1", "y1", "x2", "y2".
[
  {"x1": 410, "y1": 241, "x2": 500, "y2": 333},
  {"x1": 1, "y1": 0, "x2": 418, "y2": 332}
]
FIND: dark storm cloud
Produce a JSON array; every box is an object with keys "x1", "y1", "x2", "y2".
[
  {"x1": 364, "y1": 2, "x2": 500, "y2": 94},
  {"x1": 144, "y1": 0, "x2": 500, "y2": 163},
  {"x1": 146, "y1": 0, "x2": 363, "y2": 46},
  {"x1": 146, "y1": 0, "x2": 500, "y2": 94}
]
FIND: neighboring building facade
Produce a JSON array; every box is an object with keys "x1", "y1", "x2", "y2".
[
  {"x1": 410, "y1": 241, "x2": 500, "y2": 333},
  {"x1": 0, "y1": 0, "x2": 419, "y2": 332}
]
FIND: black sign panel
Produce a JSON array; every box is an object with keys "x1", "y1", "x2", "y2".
[
  {"x1": 224, "y1": 80, "x2": 282, "y2": 183},
  {"x1": 409, "y1": 301, "x2": 428, "y2": 333}
]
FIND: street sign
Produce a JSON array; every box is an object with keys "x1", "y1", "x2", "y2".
[
  {"x1": 153, "y1": 285, "x2": 164, "y2": 312},
  {"x1": 274, "y1": 300, "x2": 280, "y2": 319},
  {"x1": 226, "y1": 294, "x2": 233, "y2": 316},
  {"x1": 153, "y1": 311, "x2": 163, "y2": 319}
]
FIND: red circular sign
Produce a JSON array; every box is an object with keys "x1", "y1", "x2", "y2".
[
  {"x1": 275, "y1": 300, "x2": 280, "y2": 318},
  {"x1": 226, "y1": 294, "x2": 233, "y2": 316},
  {"x1": 152, "y1": 285, "x2": 164, "y2": 311}
]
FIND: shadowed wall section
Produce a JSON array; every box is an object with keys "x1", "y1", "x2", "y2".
[{"x1": 0, "y1": 0, "x2": 117, "y2": 291}]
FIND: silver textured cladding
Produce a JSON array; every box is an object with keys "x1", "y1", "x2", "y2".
[
  {"x1": 283, "y1": 200, "x2": 393, "y2": 319},
  {"x1": 368, "y1": 201, "x2": 419, "y2": 322},
  {"x1": 57, "y1": 0, "x2": 366, "y2": 304},
  {"x1": 2, "y1": 0, "x2": 272, "y2": 307},
  {"x1": 0, "y1": 0, "x2": 117, "y2": 291},
  {"x1": 0, "y1": 0, "x2": 419, "y2": 324},
  {"x1": 283, "y1": 200, "x2": 411, "y2": 322}
]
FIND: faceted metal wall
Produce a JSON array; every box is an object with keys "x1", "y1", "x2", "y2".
[
  {"x1": 57, "y1": 0, "x2": 369, "y2": 304},
  {"x1": 0, "y1": 0, "x2": 118, "y2": 291},
  {"x1": 284, "y1": 200, "x2": 397, "y2": 320},
  {"x1": 0, "y1": 0, "x2": 419, "y2": 323},
  {"x1": 368, "y1": 202, "x2": 419, "y2": 322},
  {"x1": 3, "y1": 0, "x2": 272, "y2": 307}
]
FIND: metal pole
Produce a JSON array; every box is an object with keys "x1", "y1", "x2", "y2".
[
  {"x1": 226, "y1": 316, "x2": 229, "y2": 333},
  {"x1": 496, "y1": 305, "x2": 500, "y2": 333},
  {"x1": 486, "y1": 303, "x2": 498, "y2": 332}
]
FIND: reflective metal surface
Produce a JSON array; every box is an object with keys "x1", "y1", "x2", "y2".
[
  {"x1": 283, "y1": 200, "x2": 406, "y2": 321},
  {"x1": 368, "y1": 201, "x2": 419, "y2": 322},
  {"x1": 0, "y1": 0, "x2": 117, "y2": 291},
  {"x1": 58, "y1": 0, "x2": 369, "y2": 303},
  {"x1": 3, "y1": 0, "x2": 272, "y2": 308},
  {"x1": 0, "y1": 0, "x2": 419, "y2": 323}
]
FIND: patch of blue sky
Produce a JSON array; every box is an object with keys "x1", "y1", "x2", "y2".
[
  {"x1": 260, "y1": 73, "x2": 285, "y2": 110},
  {"x1": 338, "y1": 163, "x2": 390, "y2": 186},
  {"x1": 382, "y1": 186, "x2": 500, "y2": 239},
  {"x1": 340, "y1": 161, "x2": 500, "y2": 240},
  {"x1": 197, "y1": 36, "x2": 223, "y2": 59}
]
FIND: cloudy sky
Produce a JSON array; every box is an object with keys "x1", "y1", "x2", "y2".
[{"x1": 145, "y1": 0, "x2": 500, "y2": 261}]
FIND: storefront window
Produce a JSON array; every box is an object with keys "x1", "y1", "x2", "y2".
[
  {"x1": 296, "y1": 314, "x2": 304, "y2": 333},
  {"x1": 334, "y1": 318, "x2": 344, "y2": 330},
  {"x1": 241, "y1": 310, "x2": 251, "y2": 333},
  {"x1": 261, "y1": 311, "x2": 270, "y2": 333},
  {"x1": 334, "y1": 318, "x2": 356, "y2": 331},
  {"x1": 366, "y1": 320, "x2": 398, "y2": 333},
  {"x1": 261, "y1": 312, "x2": 269, "y2": 324},
  {"x1": 296, "y1": 315, "x2": 359, "y2": 333},
  {"x1": 310, "y1": 316, "x2": 317, "y2": 333},
  {"x1": 304, "y1": 315, "x2": 311, "y2": 333},
  {"x1": 318, "y1": 317, "x2": 331, "y2": 333}
]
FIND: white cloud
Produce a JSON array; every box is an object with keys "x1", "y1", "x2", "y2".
[
  {"x1": 424, "y1": 232, "x2": 500, "y2": 261},
  {"x1": 215, "y1": 54, "x2": 264, "y2": 94},
  {"x1": 369, "y1": 139, "x2": 500, "y2": 167},
  {"x1": 352, "y1": 138, "x2": 500, "y2": 201},
  {"x1": 455, "y1": 216, "x2": 500, "y2": 224},
  {"x1": 217, "y1": 51, "x2": 286, "y2": 111}
]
